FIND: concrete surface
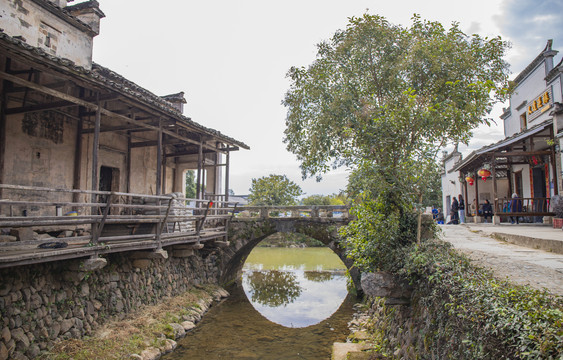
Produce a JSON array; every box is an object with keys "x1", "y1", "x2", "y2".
[{"x1": 439, "y1": 224, "x2": 563, "y2": 296}]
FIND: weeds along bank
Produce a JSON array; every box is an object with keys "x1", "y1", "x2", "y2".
[
  {"x1": 364, "y1": 241, "x2": 563, "y2": 359},
  {"x1": 0, "y1": 250, "x2": 223, "y2": 359}
]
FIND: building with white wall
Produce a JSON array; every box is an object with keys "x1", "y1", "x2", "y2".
[{"x1": 442, "y1": 40, "x2": 562, "y2": 223}]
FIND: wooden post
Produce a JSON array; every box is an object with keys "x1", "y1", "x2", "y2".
[
  {"x1": 225, "y1": 150, "x2": 230, "y2": 202},
  {"x1": 550, "y1": 126, "x2": 559, "y2": 195},
  {"x1": 162, "y1": 148, "x2": 167, "y2": 195},
  {"x1": 492, "y1": 154, "x2": 498, "y2": 224},
  {"x1": 474, "y1": 169, "x2": 480, "y2": 213},
  {"x1": 156, "y1": 120, "x2": 162, "y2": 196},
  {"x1": 196, "y1": 140, "x2": 202, "y2": 202},
  {"x1": 507, "y1": 149, "x2": 513, "y2": 199},
  {"x1": 0, "y1": 59, "x2": 9, "y2": 212},
  {"x1": 463, "y1": 178, "x2": 469, "y2": 216},
  {"x1": 91, "y1": 93, "x2": 101, "y2": 204},
  {"x1": 126, "y1": 130, "x2": 131, "y2": 194},
  {"x1": 72, "y1": 105, "x2": 83, "y2": 206}
]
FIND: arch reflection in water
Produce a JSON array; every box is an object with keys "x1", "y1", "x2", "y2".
[{"x1": 242, "y1": 247, "x2": 348, "y2": 328}]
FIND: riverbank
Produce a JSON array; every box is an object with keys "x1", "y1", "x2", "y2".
[
  {"x1": 354, "y1": 240, "x2": 563, "y2": 359},
  {"x1": 39, "y1": 285, "x2": 228, "y2": 360}
]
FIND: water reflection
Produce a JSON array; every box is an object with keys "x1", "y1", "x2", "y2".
[
  {"x1": 164, "y1": 285, "x2": 357, "y2": 360},
  {"x1": 246, "y1": 270, "x2": 303, "y2": 307},
  {"x1": 304, "y1": 271, "x2": 334, "y2": 282},
  {"x1": 242, "y1": 247, "x2": 349, "y2": 328}
]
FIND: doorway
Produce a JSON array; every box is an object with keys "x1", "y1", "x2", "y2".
[{"x1": 99, "y1": 166, "x2": 120, "y2": 211}]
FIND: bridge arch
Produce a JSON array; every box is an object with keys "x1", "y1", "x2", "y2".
[{"x1": 219, "y1": 215, "x2": 362, "y2": 294}]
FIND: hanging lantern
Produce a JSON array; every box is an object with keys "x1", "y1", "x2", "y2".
[
  {"x1": 478, "y1": 169, "x2": 491, "y2": 181},
  {"x1": 465, "y1": 176, "x2": 474, "y2": 186}
]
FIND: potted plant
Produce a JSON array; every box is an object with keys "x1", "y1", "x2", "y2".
[{"x1": 552, "y1": 195, "x2": 563, "y2": 229}]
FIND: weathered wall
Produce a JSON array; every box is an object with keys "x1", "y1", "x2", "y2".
[
  {"x1": 0, "y1": 249, "x2": 222, "y2": 359},
  {"x1": 0, "y1": 0, "x2": 96, "y2": 69}
]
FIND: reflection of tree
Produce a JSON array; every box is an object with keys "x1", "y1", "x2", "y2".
[
  {"x1": 303, "y1": 271, "x2": 333, "y2": 282},
  {"x1": 246, "y1": 270, "x2": 302, "y2": 307}
]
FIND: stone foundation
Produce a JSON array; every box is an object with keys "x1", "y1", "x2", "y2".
[{"x1": 0, "y1": 249, "x2": 221, "y2": 359}]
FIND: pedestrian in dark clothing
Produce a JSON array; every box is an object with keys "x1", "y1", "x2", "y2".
[
  {"x1": 510, "y1": 193, "x2": 522, "y2": 224},
  {"x1": 449, "y1": 197, "x2": 459, "y2": 224},
  {"x1": 458, "y1": 194, "x2": 465, "y2": 223},
  {"x1": 482, "y1": 199, "x2": 493, "y2": 222}
]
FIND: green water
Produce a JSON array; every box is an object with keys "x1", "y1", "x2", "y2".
[
  {"x1": 244, "y1": 247, "x2": 347, "y2": 271},
  {"x1": 164, "y1": 247, "x2": 356, "y2": 359}
]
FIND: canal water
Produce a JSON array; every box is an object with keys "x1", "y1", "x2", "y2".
[{"x1": 164, "y1": 247, "x2": 357, "y2": 359}]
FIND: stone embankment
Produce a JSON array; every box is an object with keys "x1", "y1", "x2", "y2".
[{"x1": 0, "y1": 249, "x2": 222, "y2": 359}]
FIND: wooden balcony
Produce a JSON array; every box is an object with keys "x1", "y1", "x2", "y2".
[{"x1": 0, "y1": 184, "x2": 236, "y2": 268}]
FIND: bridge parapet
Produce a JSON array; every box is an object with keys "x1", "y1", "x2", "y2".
[{"x1": 233, "y1": 205, "x2": 350, "y2": 220}]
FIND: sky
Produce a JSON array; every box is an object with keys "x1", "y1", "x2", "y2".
[{"x1": 82, "y1": 0, "x2": 563, "y2": 196}]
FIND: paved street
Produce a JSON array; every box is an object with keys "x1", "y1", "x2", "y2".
[{"x1": 439, "y1": 224, "x2": 563, "y2": 296}]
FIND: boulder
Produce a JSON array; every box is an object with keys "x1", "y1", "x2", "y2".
[
  {"x1": 180, "y1": 321, "x2": 195, "y2": 331},
  {"x1": 168, "y1": 323, "x2": 185, "y2": 339},
  {"x1": 140, "y1": 347, "x2": 161, "y2": 360},
  {"x1": 361, "y1": 272, "x2": 413, "y2": 305}
]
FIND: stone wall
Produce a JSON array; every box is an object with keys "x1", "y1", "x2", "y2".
[{"x1": 0, "y1": 249, "x2": 221, "y2": 359}]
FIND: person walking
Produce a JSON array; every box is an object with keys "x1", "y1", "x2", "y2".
[
  {"x1": 458, "y1": 194, "x2": 465, "y2": 223},
  {"x1": 450, "y1": 197, "x2": 459, "y2": 224},
  {"x1": 510, "y1": 193, "x2": 522, "y2": 224}
]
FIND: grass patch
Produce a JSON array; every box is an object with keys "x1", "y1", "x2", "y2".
[{"x1": 40, "y1": 285, "x2": 220, "y2": 360}]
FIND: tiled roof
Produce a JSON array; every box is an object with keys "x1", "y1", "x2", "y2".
[
  {"x1": 512, "y1": 39, "x2": 558, "y2": 86},
  {"x1": 0, "y1": 30, "x2": 249, "y2": 150},
  {"x1": 449, "y1": 121, "x2": 552, "y2": 173}
]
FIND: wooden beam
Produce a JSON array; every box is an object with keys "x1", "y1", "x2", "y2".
[
  {"x1": 494, "y1": 150, "x2": 551, "y2": 157},
  {"x1": 164, "y1": 148, "x2": 218, "y2": 158},
  {"x1": 130, "y1": 138, "x2": 188, "y2": 148},
  {"x1": 5, "y1": 93, "x2": 121, "y2": 115},
  {"x1": 0, "y1": 71, "x2": 226, "y2": 153},
  {"x1": 82, "y1": 125, "x2": 152, "y2": 134}
]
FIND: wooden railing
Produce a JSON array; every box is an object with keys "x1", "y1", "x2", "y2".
[
  {"x1": 0, "y1": 184, "x2": 238, "y2": 267},
  {"x1": 0, "y1": 184, "x2": 350, "y2": 267},
  {"x1": 493, "y1": 197, "x2": 555, "y2": 216}
]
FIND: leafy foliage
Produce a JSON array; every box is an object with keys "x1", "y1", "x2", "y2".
[
  {"x1": 248, "y1": 174, "x2": 303, "y2": 206},
  {"x1": 283, "y1": 13, "x2": 510, "y2": 270},
  {"x1": 301, "y1": 193, "x2": 348, "y2": 206},
  {"x1": 246, "y1": 270, "x2": 302, "y2": 307},
  {"x1": 392, "y1": 241, "x2": 563, "y2": 359},
  {"x1": 185, "y1": 170, "x2": 196, "y2": 199}
]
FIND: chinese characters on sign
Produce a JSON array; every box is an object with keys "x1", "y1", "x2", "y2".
[{"x1": 527, "y1": 88, "x2": 552, "y2": 121}]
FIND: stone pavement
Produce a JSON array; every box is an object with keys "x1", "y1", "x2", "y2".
[{"x1": 439, "y1": 224, "x2": 563, "y2": 296}]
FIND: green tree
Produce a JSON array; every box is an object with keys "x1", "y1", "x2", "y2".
[
  {"x1": 283, "y1": 14, "x2": 510, "y2": 270},
  {"x1": 185, "y1": 170, "x2": 196, "y2": 199},
  {"x1": 301, "y1": 193, "x2": 349, "y2": 206},
  {"x1": 248, "y1": 174, "x2": 303, "y2": 206}
]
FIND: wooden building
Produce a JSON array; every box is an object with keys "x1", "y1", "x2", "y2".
[
  {"x1": 442, "y1": 40, "x2": 562, "y2": 223},
  {"x1": 0, "y1": 0, "x2": 249, "y2": 215}
]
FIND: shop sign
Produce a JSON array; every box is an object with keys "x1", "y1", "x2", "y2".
[{"x1": 527, "y1": 87, "x2": 553, "y2": 121}]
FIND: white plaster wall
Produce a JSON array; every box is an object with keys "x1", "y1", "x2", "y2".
[
  {"x1": 511, "y1": 164, "x2": 532, "y2": 198},
  {"x1": 504, "y1": 63, "x2": 549, "y2": 137},
  {"x1": 441, "y1": 154, "x2": 462, "y2": 215},
  {"x1": 0, "y1": 0, "x2": 94, "y2": 69}
]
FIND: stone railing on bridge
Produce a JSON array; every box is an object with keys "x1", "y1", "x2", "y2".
[{"x1": 232, "y1": 205, "x2": 350, "y2": 220}]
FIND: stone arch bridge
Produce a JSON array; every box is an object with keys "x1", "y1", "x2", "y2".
[{"x1": 217, "y1": 205, "x2": 362, "y2": 293}]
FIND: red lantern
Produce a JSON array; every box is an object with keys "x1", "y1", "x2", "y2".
[
  {"x1": 465, "y1": 176, "x2": 474, "y2": 186},
  {"x1": 478, "y1": 169, "x2": 491, "y2": 181}
]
